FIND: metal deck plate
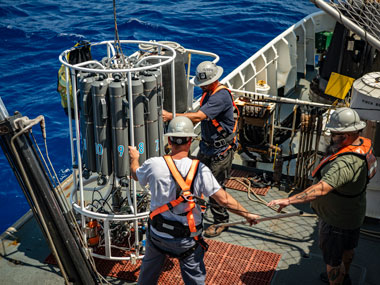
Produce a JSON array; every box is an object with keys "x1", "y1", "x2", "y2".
[
  {"x1": 224, "y1": 168, "x2": 271, "y2": 196},
  {"x1": 45, "y1": 239, "x2": 281, "y2": 284}
]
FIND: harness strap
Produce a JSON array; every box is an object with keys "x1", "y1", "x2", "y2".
[
  {"x1": 150, "y1": 156, "x2": 202, "y2": 239},
  {"x1": 200, "y1": 85, "x2": 239, "y2": 144},
  {"x1": 164, "y1": 155, "x2": 199, "y2": 191},
  {"x1": 149, "y1": 197, "x2": 185, "y2": 220},
  {"x1": 149, "y1": 214, "x2": 203, "y2": 238}
]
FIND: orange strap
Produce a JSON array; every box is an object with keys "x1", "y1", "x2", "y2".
[
  {"x1": 163, "y1": 156, "x2": 199, "y2": 191},
  {"x1": 149, "y1": 156, "x2": 200, "y2": 233},
  {"x1": 200, "y1": 84, "x2": 239, "y2": 137},
  {"x1": 149, "y1": 196, "x2": 185, "y2": 220}
]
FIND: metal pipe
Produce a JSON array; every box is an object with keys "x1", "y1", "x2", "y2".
[
  {"x1": 70, "y1": 71, "x2": 85, "y2": 213},
  {"x1": 286, "y1": 106, "x2": 298, "y2": 177},
  {"x1": 311, "y1": 113, "x2": 323, "y2": 167},
  {"x1": 59, "y1": 40, "x2": 177, "y2": 74},
  {"x1": 297, "y1": 112, "x2": 309, "y2": 188},
  {"x1": 171, "y1": 60, "x2": 176, "y2": 117},
  {"x1": 303, "y1": 112, "x2": 315, "y2": 188},
  {"x1": 185, "y1": 49, "x2": 219, "y2": 63},
  {"x1": 135, "y1": 55, "x2": 171, "y2": 68},
  {"x1": 215, "y1": 211, "x2": 304, "y2": 227},
  {"x1": 74, "y1": 61, "x2": 106, "y2": 70},
  {"x1": 230, "y1": 88, "x2": 332, "y2": 108},
  {"x1": 126, "y1": 71, "x2": 140, "y2": 258},
  {"x1": 311, "y1": 0, "x2": 380, "y2": 51},
  {"x1": 294, "y1": 112, "x2": 306, "y2": 186}
]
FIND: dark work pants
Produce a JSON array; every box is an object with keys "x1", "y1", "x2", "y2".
[
  {"x1": 138, "y1": 229, "x2": 206, "y2": 285},
  {"x1": 197, "y1": 149, "x2": 234, "y2": 224},
  {"x1": 318, "y1": 219, "x2": 360, "y2": 267}
]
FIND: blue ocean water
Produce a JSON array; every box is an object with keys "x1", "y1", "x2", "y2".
[{"x1": 0, "y1": 0, "x2": 318, "y2": 234}]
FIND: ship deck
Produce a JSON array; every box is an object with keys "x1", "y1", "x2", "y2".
[
  {"x1": 1, "y1": 74, "x2": 380, "y2": 285},
  {"x1": 1, "y1": 160, "x2": 380, "y2": 285}
]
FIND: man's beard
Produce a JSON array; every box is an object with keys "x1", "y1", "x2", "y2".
[{"x1": 325, "y1": 135, "x2": 346, "y2": 155}]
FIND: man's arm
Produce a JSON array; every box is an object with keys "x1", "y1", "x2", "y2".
[
  {"x1": 128, "y1": 146, "x2": 140, "y2": 181},
  {"x1": 162, "y1": 109, "x2": 207, "y2": 124},
  {"x1": 211, "y1": 188, "x2": 260, "y2": 225},
  {"x1": 267, "y1": 180, "x2": 334, "y2": 212}
]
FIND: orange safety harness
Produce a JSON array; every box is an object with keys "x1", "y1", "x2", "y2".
[
  {"x1": 149, "y1": 155, "x2": 206, "y2": 240},
  {"x1": 312, "y1": 137, "x2": 377, "y2": 197},
  {"x1": 200, "y1": 84, "x2": 240, "y2": 153}
]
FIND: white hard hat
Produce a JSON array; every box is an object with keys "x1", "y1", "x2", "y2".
[
  {"x1": 193, "y1": 61, "x2": 223, "y2": 87},
  {"x1": 326, "y1": 107, "x2": 366, "y2": 133},
  {"x1": 164, "y1": 116, "x2": 197, "y2": 138}
]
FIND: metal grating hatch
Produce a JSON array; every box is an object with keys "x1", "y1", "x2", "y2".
[
  {"x1": 46, "y1": 239, "x2": 281, "y2": 284},
  {"x1": 224, "y1": 169, "x2": 271, "y2": 196}
]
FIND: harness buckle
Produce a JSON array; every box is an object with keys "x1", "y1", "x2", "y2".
[
  {"x1": 214, "y1": 138, "x2": 227, "y2": 148},
  {"x1": 211, "y1": 150, "x2": 230, "y2": 162},
  {"x1": 182, "y1": 193, "x2": 195, "y2": 202}
]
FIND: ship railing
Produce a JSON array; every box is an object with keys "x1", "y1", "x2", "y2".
[{"x1": 219, "y1": 11, "x2": 336, "y2": 158}]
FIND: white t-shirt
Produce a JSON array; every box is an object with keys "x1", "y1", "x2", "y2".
[{"x1": 136, "y1": 156, "x2": 221, "y2": 238}]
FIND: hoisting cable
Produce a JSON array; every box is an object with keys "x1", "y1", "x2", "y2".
[{"x1": 113, "y1": 0, "x2": 127, "y2": 68}]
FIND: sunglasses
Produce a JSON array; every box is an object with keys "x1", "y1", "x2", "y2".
[{"x1": 331, "y1": 133, "x2": 345, "y2": 137}]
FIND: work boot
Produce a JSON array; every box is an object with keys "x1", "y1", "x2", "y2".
[
  {"x1": 203, "y1": 224, "x2": 228, "y2": 238},
  {"x1": 320, "y1": 272, "x2": 351, "y2": 284}
]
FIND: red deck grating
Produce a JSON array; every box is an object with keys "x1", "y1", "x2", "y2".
[
  {"x1": 224, "y1": 169, "x2": 270, "y2": 196},
  {"x1": 45, "y1": 239, "x2": 281, "y2": 284}
]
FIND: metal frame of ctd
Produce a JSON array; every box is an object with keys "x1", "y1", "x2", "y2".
[{"x1": 59, "y1": 40, "x2": 176, "y2": 261}]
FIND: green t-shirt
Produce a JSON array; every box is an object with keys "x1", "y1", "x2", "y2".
[{"x1": 310, "y1": 154, "x2": 367, "y2": 229}]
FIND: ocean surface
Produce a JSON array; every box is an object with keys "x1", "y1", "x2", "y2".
[{"x1": 0, "y1": 0, "x2": 318, "y2": 234}]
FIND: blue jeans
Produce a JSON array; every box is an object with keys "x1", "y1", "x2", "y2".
[{"x1": 138, "y1": 229, "x2": 206, "y2": 285}]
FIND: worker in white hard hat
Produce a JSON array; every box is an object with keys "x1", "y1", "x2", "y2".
[
  {"x1": 162, "y1": 61, "x2": 240, "y2": 238},
  {"x1": 129, "y1": 116, "x2": 259, "y2": 285},
  {"x1": 268, "y1": 107, "x2": 377, "y2": 285}
]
